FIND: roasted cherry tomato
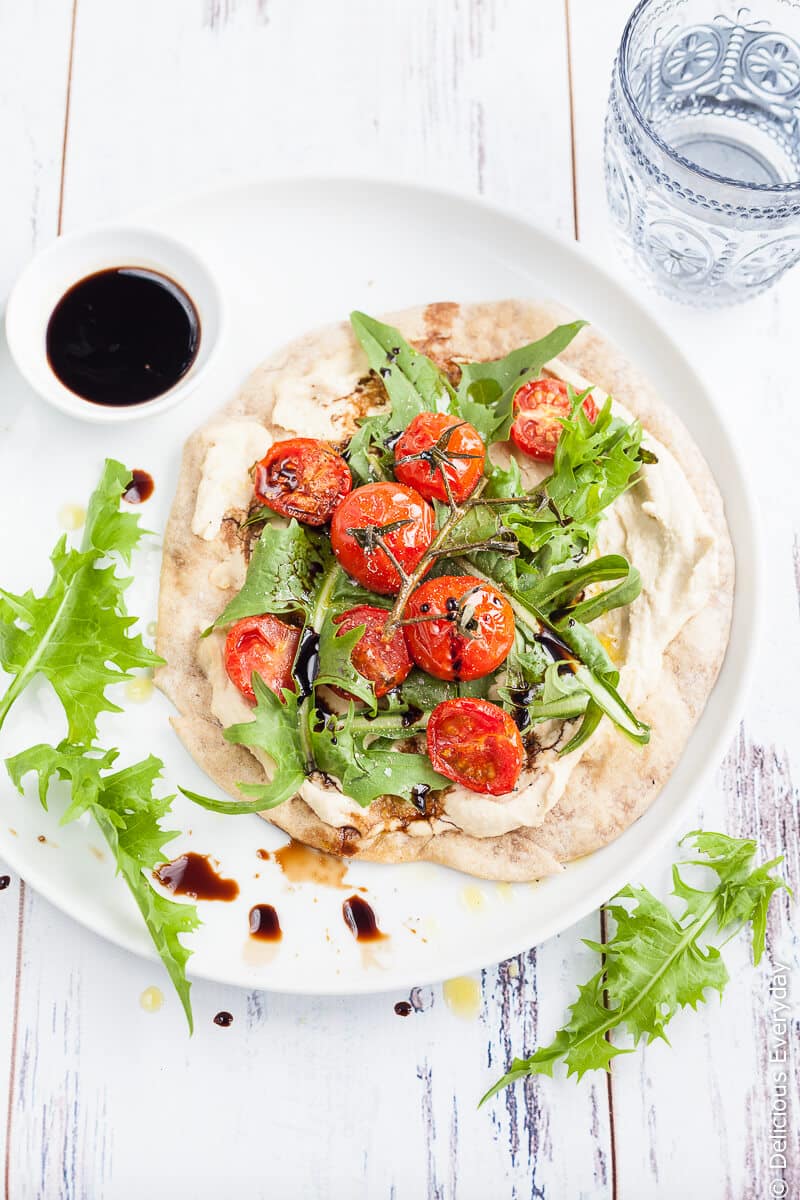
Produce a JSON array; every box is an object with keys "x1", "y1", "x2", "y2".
[
  {"x1": 394, "y1": 412, "x2": 485, "y2": 504},
  {"x1": 224, "y1": 614, "x2": 300, "y2": 703},
  {"x1": 404, "y1": 575, "x2": 515, "y2": 682},
  {"x1": 427, "y1": 697, "x2": 524, "y2": 795},
  {"x1": 253, "y1": 437, "x2": 352, "y2": 526},
  {"x1": 331, "y1": 605, "x2": 413, "y2": 698},
  {"x1": 330, "y1": 482, "x2": 436, "y2": 596},
  {"x1": 510, "y1": 378, "x2": 598, "y2": 463}
]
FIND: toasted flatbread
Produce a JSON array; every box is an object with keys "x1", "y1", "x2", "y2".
[{"x1": 156, "y1": 300, "x2": 734, "y2": 881}]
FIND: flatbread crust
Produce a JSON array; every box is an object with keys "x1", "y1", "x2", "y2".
[{"x1": 156, "y1": 300, "x2": 734, "y2": 881}]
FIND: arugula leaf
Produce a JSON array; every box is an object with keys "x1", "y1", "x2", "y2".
[
  {"x1": 350, "y1": 311, "x2": 453, "y2": 423},
  {"x1": 310, "y1": 704, "x2": 449, "y2": 806},
  {"x1": 346, "y1": 313, "x2": 454, "y2": 485},
  {"x1": 505, "y1": 397, "x2": 646, "y2": 574},
  {"x1": 672, "y1": 830, "x2": 789, "y2": 964},
  {"x1": 485, "y1": 452, "x2": 524, "y2": 499},
  {"x1": 508, "y1": 554, "x2": 641, "y2": 746},
  {"x1": 472, "y1": 572, "x2": 649, "y2": 747},
  {"x1": 207, "y1": 520, "x2": 332, "y2": 633},
  {"x1": 308, "y1": 568, "x2": 387, "y2": 709},
  {"x1": 315, "y1": 616, "x2": 376, "y2": 710},
  {"x1": 182, "y1": 675, "x2": 307, "y2": 814},
  {"x1": 388, "y1": 668, "x2": 491, "y2": 714},
  {"x1": 519, "y1": 555, "x2": 639, "y2": 619},
  {"x1": 0, "y1": 459, "x2": 159, "y2": 740},
  {"x1": 499, "y1": 639, "x2": 599, "y2": 741},
  {"x1": 455, "y1": 322, "x2": 586, "y2": 444},
  {"x1": 480, "y1": 832, "x2": 790, "y2": 1103},
  {"x1": 529, "y1": 602, "x2": 649, "y2": 748},
  {"x1": 509, "y1": 660, "x2": 589, "y2": 725},
  {"x1": 345, "y1": 412, "x2": 394, "y2": 485},
  {"x1": 448, "y1": 503, "x2": 519, "y2": 593},
  {"x1": 564, "y1": 663, "x2": 646, "y2": 745},
  {"x1": 6, "y1": 741, "x2": 199, "y2": 1030},
  {"x1": 559, "y1": 698, "x2": 604, "y2": 755},
  {"x1": 80, "y1": 458, "x2": 153, "y2": 563}
]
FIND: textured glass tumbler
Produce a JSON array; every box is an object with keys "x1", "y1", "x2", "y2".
[{"x1": 605, "y1": 0, "x2": 800, "y2": 305}]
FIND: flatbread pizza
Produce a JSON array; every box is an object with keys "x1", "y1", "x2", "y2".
[{"x1": 156, "y1": 300, "x2": 733, "y2": 881}]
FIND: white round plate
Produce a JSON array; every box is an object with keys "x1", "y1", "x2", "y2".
[{"x1": 0, "y1": 178, "x2": 759, "y2": 995}]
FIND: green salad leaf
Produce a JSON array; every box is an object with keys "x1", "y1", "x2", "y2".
[
  {"x1": 350, "y1": 310, "x2": 453, "y2": 422},
  {"x1": 480, "y1": 832, "x2": 790, "y2": 1104},
  {"x1": 181, "y1": 674, "x2": 307, "y2": 814},
  {"x1": 206, "y1": 519, "x2": 332, "y2": 633},
  {"x1": 519, "y1": 554, "x2": 640, "y2": 622},
  {"x1": 454, "y1": 321, "x2": 586, "y2": 444},
  {"x1": 506, "y1": 659, "x2": 589, "y2": 725},
  {"x1": 388, "y1": 668, "x2": 491, "y2": 714},
  {"x1": 311, "y1": 567, "x2": 383, "y2": 710},
  {"x1": 463, "y1": 561, "x2": 649, "y2": 748},
  {"x1": 0, "y1": 459, "x2": 160, "y2": 740},
  {"x1": 0, "y1": 461, "x2": 201, "y2": 1030},
  {"x1": 315, "y1": 616, "x2": 376, "y2": 710},
  {"x1": 344, "y1": 414, "x2": 394, "y2": 485},
  {"x1": 508, "y1": 397, "x2": 648, "y2": 572},
  {"x1": 500, "y1": 554, "x2": 644, "y2": 746},
  {"x1": 310, "y1": 703, "x2": 449, "y2": 806},
  {"x1": 6, "y1": 741, "x2": 199, "y2": 1030},
  {"x1": 484, "y1": 452, "x2": 524, "y2": 499}
]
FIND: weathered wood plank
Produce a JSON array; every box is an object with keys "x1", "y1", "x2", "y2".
[
  {"x1": 0, "y1": 0, "x2": 75, "y2": 1187},
  {"x1": 58, "y1": 0, "x2": 576, "y2": 234},
  {"x1": 569, "y1": 2, "x2": 800, "y2": 1197},
  {"x1": 9, "y1": 911, "x2": 613, "y2": 1199}
]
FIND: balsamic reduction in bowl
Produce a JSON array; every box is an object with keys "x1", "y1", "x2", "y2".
[{"x1": 46, "y1": 267, "x2": 200, "y2": 406}]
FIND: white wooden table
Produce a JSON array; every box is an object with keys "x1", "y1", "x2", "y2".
[{"x1": 1, "y1": 3, "x2": 798, "y2": 1197}]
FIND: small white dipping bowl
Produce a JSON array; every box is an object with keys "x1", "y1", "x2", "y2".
[{"x1": 5, "y1": 225, "x2": 224, "y2": 423}]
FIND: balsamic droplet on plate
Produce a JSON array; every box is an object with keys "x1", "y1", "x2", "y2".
[
  {"x1": 122, "y1": 469, "x2": 155, "y2": 504},
  {"x1": 249, "y1": 903, "x2": 282, "y2": 942},
  {"x1": 342, "y1": 894, "x2": 387, "y2": 942},
  {"x1": 153, "y1": 852, "x2": 239, "y2": 901}
]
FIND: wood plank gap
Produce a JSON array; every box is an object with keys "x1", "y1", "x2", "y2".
[
  {"x1": 563, "y1": 0, "x2": 580, "y2": 242},
  {"x1": 3, "y1": 883, "x2": 26, "y2": 1200},
  {"x1": 600, "y1": 905, "x2": 619, "y2": 1200},
  {"x1": 57, "y1": 0, "x2": 79, "y2": 235}
]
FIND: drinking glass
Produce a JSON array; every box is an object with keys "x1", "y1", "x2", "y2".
[{"x1": 605, "y1": 0, "x2": 800, "y2": 305}]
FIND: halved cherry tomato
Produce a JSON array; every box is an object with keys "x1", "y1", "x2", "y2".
[
  {"x1": 510, "y1": 378, "x2": 598, "y2": 463},
  {"x1": 224, "y1": 614, "x2": 300, "y2": 703},
  {"x1": 330, "y1": 482, "x2": 436, "y2": 596},
  {"x1": 404, "y1": 575, "x2": 515, "y2": 682},
  {"x1": 253, "y1": 437, "x2": 352, "y2": 526},
  {"x1": 331, "y1": 605, "x2": 413, "y2": 698},
  {"x1": 427, "y1": 697, "x2": 524, "y2": 795},
  {"x1": 394, "y1": 413, "x2": 485, "y2": 504}
]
